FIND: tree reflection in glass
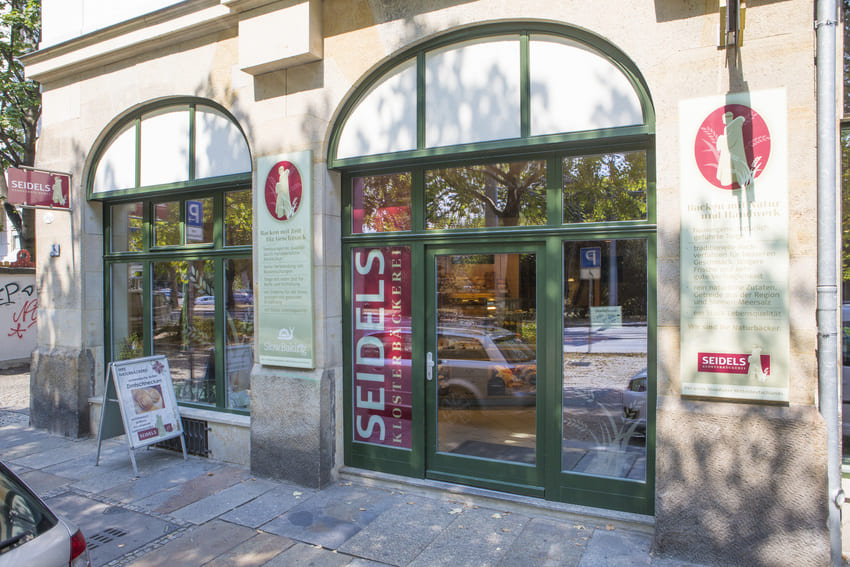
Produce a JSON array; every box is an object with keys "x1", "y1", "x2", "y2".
[
  {"x1": 562, "y1": 151, "x2": 646, "y2": 224},
  {"x1": 426, "y1": 160, "x2": 546, "y2": 229}
]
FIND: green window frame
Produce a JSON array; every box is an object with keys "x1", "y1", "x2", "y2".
[
  {"x1": 92, "y1": 99, "x2": 253, "y2": 414},
  {"x1": 334, "y1": 23, "x2": 656, "y2": 515}
]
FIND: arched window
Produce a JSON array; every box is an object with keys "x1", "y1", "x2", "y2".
[
  {"x1": 91, "y1": 99, "x2": 254, "y2": 413},
  {"x1": 331, "y1": 23, "x2": 656, "y2": 515}
]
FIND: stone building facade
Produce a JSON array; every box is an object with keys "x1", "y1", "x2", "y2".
[{"x1": 21, "y1": 1, "x2": 834, "y2": 564}]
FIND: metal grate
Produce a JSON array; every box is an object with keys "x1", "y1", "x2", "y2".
[
  {"x1": 155, "y1": 417, "x2": 209, "y2": 456},
  {"x1": 87, "y1": 527, "x2": 128, "y2": 550}
]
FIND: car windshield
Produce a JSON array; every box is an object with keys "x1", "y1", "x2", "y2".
[
  {"x1": 0, "y1": 463, "x2": 57, "y2": 554},
  {"x1": 493, "y1": 334, "x2": 535, "y2": 362}
]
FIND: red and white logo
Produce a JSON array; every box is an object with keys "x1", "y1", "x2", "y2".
[
  {"x1": 698, "y1": 351, "x2": 770, "y2": 378},
  {"x1": 264, "y1": 161, "x2": 303, "y2": 221},
  {"x1": 694, "y1": 104, "x2": 771, "y2": 190}
]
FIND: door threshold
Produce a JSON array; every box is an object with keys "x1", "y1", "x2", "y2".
[{"x1": 338, "y1": 466, "x2": 654, "y2": 535}]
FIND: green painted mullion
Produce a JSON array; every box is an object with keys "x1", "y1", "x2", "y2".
[
  {"x1": 410, "y1": 169, "x2": 425, "y2": 233},
  {"x1": 542, "y1": 235, "x2": 563, "y2": 496},
  {"x1": 341, "y1": 172, "x2": 353, "y2": 236},
  {"x1": 417, "y1": 52, "x2": 426, "y2": 150},
  {"x1": 547, "y1": 154, "x2": 562, "y2": 226},
  {"x1": 142, "y1": 260, "x2": 152, "y2": 356},
  {"x1": 520, "y1": 32, "x2": 530, "y2": 139},
  {"x1": 644, "y1": 232, "x2": 657, "y2": 515},
  {"x1": 189, "y1": 105, "x2": 197, "y2": 182},
  {"x1": 134, "y1": 118, "x2": 142, "y2": 189},
  {"x1": 646, "y1": 143, "x2": 657, "y2": 226},
  {"x1": 410, "y1": 239, "x2": 426, "y2": 475},
  {"x1": 103, "y1": 258, "x2": 113, "y2": 363},
  {"x1": 213, "y1": 193, "x2": 223, "y2": 249},
  {"x1": 214, "y1": 256, "x2": 226, "y2": 408}
]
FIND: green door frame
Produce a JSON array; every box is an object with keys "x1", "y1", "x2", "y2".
[{"x1": 423, "y1": 241, "x2": 547, "y2": 497}]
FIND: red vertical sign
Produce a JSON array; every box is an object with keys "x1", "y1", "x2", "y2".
[{"x1": 351, "y1": 247, "x2": 412, "y2": 448}]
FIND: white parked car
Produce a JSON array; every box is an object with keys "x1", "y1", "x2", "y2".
[
  {"x1": 0, "y1": 461, "x2": 91, "y2": 566},
  {"x1": 623, "y1": 368, "x2": 647, "y2": 434}
]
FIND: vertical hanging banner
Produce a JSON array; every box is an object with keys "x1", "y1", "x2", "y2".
[
  {"x1": 5, "y1": 167, "x2": 71, "y2": 209},
  {"x1": 351, "y1": 247, "x2": 413, "y2": 449},
  {"x1": 257, "y1": 151, "x2": 315, "y2": 368},
  {"x1": 680, "y1": 89, "x2": 789, "y2": 402}
]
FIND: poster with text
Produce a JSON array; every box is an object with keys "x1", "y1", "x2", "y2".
[
  {"x1": 257, "y1": 151, "x2": 315, "y2": 368},
  {"x1": 112, "y1": 356, "x2": 183, "y2": 449},
  {"x1": 351, "y1": 246, "x2": 412, "y2": 449},
  {"x1": 679, "y1": 89, "x2": 789, "y2": 402}
]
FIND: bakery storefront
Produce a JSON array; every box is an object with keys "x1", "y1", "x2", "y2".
[
  {"x1": 332, "y1": 23, "x2": 655, "y2": 514},
  {"x1": 23, "y1": 1, "x2": 831, "y2": 562}
]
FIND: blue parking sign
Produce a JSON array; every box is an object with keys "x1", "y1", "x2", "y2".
[
  {"x1": 186, "y1": 200, "x2": 203, "y2": 242},
  {"x1": 580, "y1": 246, "x2": 601, "y2": 279}
]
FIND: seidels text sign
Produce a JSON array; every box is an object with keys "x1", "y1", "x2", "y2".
[{"x1": 5, "y1": 167, "x2": 71, "y2": 209}]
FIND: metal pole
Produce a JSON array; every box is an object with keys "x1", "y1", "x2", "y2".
[{"x1": 815, "y1": 0, "x2": 843, "y2": 564}]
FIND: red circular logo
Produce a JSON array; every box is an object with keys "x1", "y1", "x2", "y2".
[
  {"x1": 264, "y1": 161, "x2": 303, "y2": 221},
  {"x1": 694, "y1": 104, "x2": 771, "y2": 190}
]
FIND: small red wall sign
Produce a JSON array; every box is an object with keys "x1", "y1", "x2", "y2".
[{"x1": 5, "y1": 167, "x2": 71, "y2": 209}]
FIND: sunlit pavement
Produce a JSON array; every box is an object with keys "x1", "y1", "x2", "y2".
[{"x1": 0, "y1": 369, "x2": 715, "y2": 566}]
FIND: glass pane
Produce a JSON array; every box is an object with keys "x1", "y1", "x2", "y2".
[
  {"x1": 226, "y1": 258, "x2": 253, "y2": 410},
  {"x1": 337, "y1": 59, "x2": 417, "y2": 159},
  {"x1": 93, "y1": 122, "x2": 136, "y2": 194},
  {"x1": 111, "y1": 262, "x2": 144, "y2": 363},
  {"x1": 153, "y1": 201, "x2": 180, "y2": 247},
  {"x1": 185, "y1": 198, "x2": 214, "y2": 244},
  {"x1": 563, "y1": 151, "x2": 647, "y2": 223},
  {"x1": 425, "y1": 37, "x2": 521, "y2": 147},
  {"x1": 195, "y1": 105, "x2": 251, "y2": 179},
  {"x1": 225, "y1": 190, "x2": 252, "y2": 246},
  {"x1": 140, "y1": 107, "x2": 190, "y2": 187},
  {"x1": 111, "y1": 202, "x2": 143, "y2": 252},
  {"x1": 352, "y1": 173, "x2": 412, "y2": 233},
  {"x1": 426, "y1": 161, "x2": 546, "y2": 229},
  {"x1": 351, "y1": 246, "x2": 413, "y2": 449},
  {"x1": 529, "y1": 35, "x2": 642, "y2": 136},
  {"x1": 152, "y1": 260, "x2": 216, "y2": 405},
  {"x1": 436, "y1": 253, "x2": 537, "y2": 465},
  {"x1": 562, "y1": 240, "x2": 647, "y2": 480}
]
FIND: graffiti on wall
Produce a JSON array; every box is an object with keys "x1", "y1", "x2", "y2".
[{"x1": 0, "y1": 276, "x2": 37, "y2": 361}]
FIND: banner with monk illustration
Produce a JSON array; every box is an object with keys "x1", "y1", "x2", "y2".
[{"x1": 679, "y1": 89, "x2": 789, "y2": 402}]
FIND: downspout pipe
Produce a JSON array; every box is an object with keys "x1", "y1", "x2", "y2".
[{"x1": 815, "y1": 0, "x2": 843, "y2": 564}]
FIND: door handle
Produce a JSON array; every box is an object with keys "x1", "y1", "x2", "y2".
[{"x1": 426, "y1": 352, "x2": 434, "y2": 381}]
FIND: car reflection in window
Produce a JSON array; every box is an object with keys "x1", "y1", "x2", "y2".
[{"x1": 437, "y1": 326, "x2": 537, "y2": 408}]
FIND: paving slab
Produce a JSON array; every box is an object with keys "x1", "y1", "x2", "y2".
[
  {"x1": 133, "y1": 464, "x2": 253, "y2": 515},
  {"x1": 203, "y1": 531, "x2": 295, "y2": 567},
  {"x1": 9, "y1": 438, "x2": 102, "y2": 469},
  {"x1": 124, "y1": 519, "x2": 257, "y2": 567},
  {"x1": 577, "y1": 527, "x2": 652, "y2": 567},
  {"x1": 220, "y1": 483, "x2": 316, "y2": 529},
  {"x1": 98, "y1": 457, "x2": 223, "y2": 505},
  {"x1": 262, "y1": 541, "x2": 361, "y2": 567},
  {"x1": 17, "y1": 468, "x2": 75, "y2": 494},
  {"x1": 500, "y1": 517, "x2": 591, "y2": 567},
  {"x1": 262, "y1": 483, "x2": 397, "y2": 550},
  {"x1": 0, "y1": 433, "x2": 76, "y2": 460},
  {"x1": 338, "y1": 495, "x2": 459, "y2": 565},
  {"x1": 170, "y1": 477, "x2": 279, "y2": 524},
  {"x1": 406, "y1": 505, "x2": 530, "y2": 567},
  {"x1": 70, "y1": 449, "x2": 181, "y2": 494},
  {"x1": 0, "y1": 423, "x2": 53, "y2": 451},
  {"x1": 45, "y1": 492, "x2": 179, "y2": 566}
]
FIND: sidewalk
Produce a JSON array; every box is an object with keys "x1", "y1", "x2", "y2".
[{"x1": 0, "y1": 371, "x2": 710, "y2": 566}]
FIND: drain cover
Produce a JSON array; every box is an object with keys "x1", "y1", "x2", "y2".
[{"x1": 88, "y1": 527, "x2": 129, "y2": 550}]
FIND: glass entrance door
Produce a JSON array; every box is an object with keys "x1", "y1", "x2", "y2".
[{"x1": 426, "y1": 247, "x2": 542, "y2": 494}]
